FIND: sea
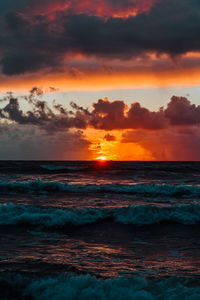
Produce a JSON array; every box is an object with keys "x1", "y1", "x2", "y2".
[{"x1": 0, "y1": 161, "x2": 200, "y2": 299}]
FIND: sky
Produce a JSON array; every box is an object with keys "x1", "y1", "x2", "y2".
[{"x1": 0, "y1": 0, "x2": 200, "y2": 160}]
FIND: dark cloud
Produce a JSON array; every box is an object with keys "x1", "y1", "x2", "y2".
[
  {"x1": 90, "y1": 98, "x2": 166, "y2": 130},
  {"x1": 64, "y1": 0, "x2": 200, "y2": 57},
  {"x1": 0, "y1": 123, "x2": 91, "y2": 160},
  {"x1": 5, "y1": 12, "x2": 28, "y2": 31},
  {"x1": 127, "y1": 102, "x2": 166, "y2": 130},
  {"x1": 0, "y1": 0, "x2": 28, "y2": 14},
  {"x1": 0, "y1": 0, "x2": 200, "y2": 75},
  {"x1": 165, "y1": 96, "x2": 200, "y2": 126},
  {"x1": 90, "y1": 96, "x2": 200, "y2": 130},
  {"x1": 104, "y1": 133, "x2": 116, "y2": 141},
  {"x1": 0, "y1": 90, "x2": 200, "y2": 131},
  {"x1": 0, "y1": 88, "x2": 89, "y2": 131},
  {"x1": 1, "y1": 51, "x2": 57, "y2": 75},
  {"x1": 90, "y1": 99, "x2": 127, "y2": 130}
]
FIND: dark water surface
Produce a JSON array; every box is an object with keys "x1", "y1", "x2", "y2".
[{"x1": 1, "y1": 161, "x2": 200, "y2": 299}]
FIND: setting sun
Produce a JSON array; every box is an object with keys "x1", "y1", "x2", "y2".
[{"x1": 96, "y1": 156, "x2": 107, "y2": 161}]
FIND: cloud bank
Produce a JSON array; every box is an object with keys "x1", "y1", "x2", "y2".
[
  {"x1": 1, "y1": 0, "x2": 200, "y2": 77},
  {"x1": 0, "y1": 122, "x2": 91, "y2": 160},
  {"x1": 1, "y1": 90, "x2": 200, "y2": 131},
  {"x1": 0, "y1": 89, "x2": 200, "y2": 160}
]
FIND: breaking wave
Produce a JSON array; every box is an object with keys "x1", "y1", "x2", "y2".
[
  {"x1": 1, "y1": 273, "x2": 200, "y2": 300},
  {"x1": 0, "y1": 180, "x2": 200, "y2": 197},
  {"x1": 1, "y1": 203, "x2": 200, "y2": 227}
]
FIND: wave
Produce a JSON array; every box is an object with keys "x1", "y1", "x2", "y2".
[
  {"x1": 1, "y1": 273, "x2": 200, "y2": 300},
  {"x1": 0, "y1": 180, "x2": 200, "y2": 197},
  {"x1": 41, "y1": 165, "x2": 86, "y2": 171},
  {"x1": 1, "y1": 203, "x2": 200, "y2": 227}
]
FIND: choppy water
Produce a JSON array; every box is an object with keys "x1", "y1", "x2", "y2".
[{"x1": 1, "y1": 161, "x2": 200, "y2": 299}]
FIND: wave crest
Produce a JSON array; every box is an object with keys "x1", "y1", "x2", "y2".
[
  {"x1": 0, "y1": 180, "x2": 200, "y2": 197},
  {"x1": 41, "y1": 165, "x2": 86, "y2": 171},
  {"x1": 1, "y1": 273, "x2": 200, "y2": 300},
  {"x1": 1, "y1": 203, "x2": 200, "y2": 227}
]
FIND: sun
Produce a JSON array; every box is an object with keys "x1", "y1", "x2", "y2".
[{"x1": 96, "y1": 156, "x2": 107, "y2": 161}]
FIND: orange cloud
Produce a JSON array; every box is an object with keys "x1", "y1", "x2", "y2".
[
  {"x1": 26, "y1": 0, "x2": 156, "y2": 18},
  {"x1": 2, "y1": 61, "x2": 200, "y2": 92},
  {"x1": 85, "y1": 128, "x2": 154, "y2": 161}
]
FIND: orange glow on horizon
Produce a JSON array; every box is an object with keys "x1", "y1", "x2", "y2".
[
  {"x1": 2, "y1": 60, "x2": 200, "y2": 92},
  {"x1": 85, "y1": 128, "x2": 155, "y2": 161},
  {"x1": 87, "y1": 128, "x2": 119, "y2": 161},
  {"x1": 96, "y1": 156, "x2": 107, "y2": 161}
]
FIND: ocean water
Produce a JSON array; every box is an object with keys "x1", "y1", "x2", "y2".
[{"x1": 1, "y1": 161, "x2": 200, "y2": 299}]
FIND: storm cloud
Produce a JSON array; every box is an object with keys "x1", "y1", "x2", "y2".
[{"x1": 1, "y1": 0, "x2": 200, "y2": 75}]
